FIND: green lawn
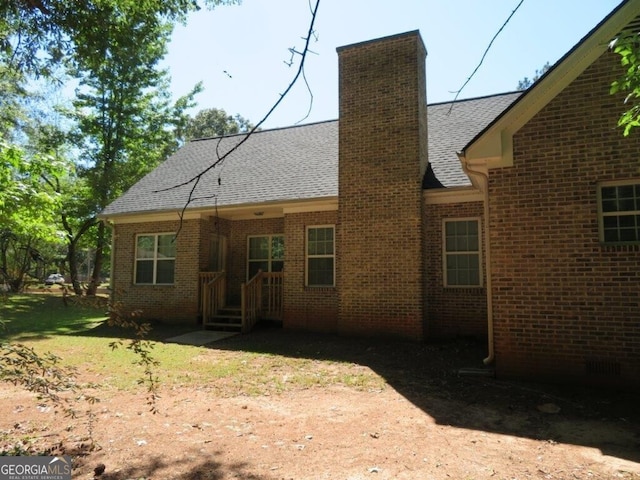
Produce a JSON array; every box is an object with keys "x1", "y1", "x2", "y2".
[
  {"x1": 0, "y1": 294, "x2": 385, "y2": 394},
  {"x1": 0, "y1": 293, "x2": 108, "y2": 340}
]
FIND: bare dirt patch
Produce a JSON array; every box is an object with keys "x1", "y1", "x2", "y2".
[{"x1": 1, "y1": 327, "x2": 639, "y2": 480}]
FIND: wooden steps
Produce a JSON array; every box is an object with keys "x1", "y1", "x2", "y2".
[{"x1": 203, "y1": 306, "x2": 242, "y2": 331}]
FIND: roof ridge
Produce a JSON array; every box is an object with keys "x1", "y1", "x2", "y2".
[
  {"x1": 427, "y1": 91, "x2": 522, "y2": 108},
  {"x1": 189, "y1": 119, "x2": 339, "y2": 143}
]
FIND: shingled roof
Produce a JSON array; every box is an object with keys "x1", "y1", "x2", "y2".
[{"x1": 101, "y1": 91, "x2": 521, "y2": 218}]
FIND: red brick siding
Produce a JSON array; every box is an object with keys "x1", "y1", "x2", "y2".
[
  {"x1": 424, "y1": 200, "x2": 487, "y2": 339},
  {"x1": 490, "y1": 51, "x2": 640, "y2": 387},
  {"x1": 111, "y1": 218, "x2": 204, "y2": 324},
  {"x1": 283, "y1": 211, "x2": 339, "y2": 332},
  {"x1": 337, "y1": 32, "x2": 427, "y2": 340}
]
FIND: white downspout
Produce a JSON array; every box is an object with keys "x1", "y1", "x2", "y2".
[{"x1": 459, "y1": 155, "x2": 494, "y2": 365}]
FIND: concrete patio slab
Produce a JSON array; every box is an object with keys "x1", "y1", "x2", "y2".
[{"x1": 166, "y1": 330, "x2": 238, "y2": 346}]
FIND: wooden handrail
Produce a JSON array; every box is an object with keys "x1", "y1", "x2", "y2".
[
  {"x1": 201, "y1": 271, "x2": 226, "y2": 328},
  {"x1": 241, "y1": 270, "x2": 284, "y2": 333},
  {"x1": 261, "y1": 272, "x2": 283, "y2": 320},
  {"x1": 241, "y1": 270, "x2": 263, "y2": 333}
]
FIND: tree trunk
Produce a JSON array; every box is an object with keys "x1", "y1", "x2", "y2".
[
  {"x1": 86, "y1": 221, "x2": 105, "y2": 296},
  {"x1": 67, "y1": 238, "x2": 83, "y2": 295}
]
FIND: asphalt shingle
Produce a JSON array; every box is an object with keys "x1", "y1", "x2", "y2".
[{"x1": 101, "y1": 92, "x2": 521, "y2": 217}]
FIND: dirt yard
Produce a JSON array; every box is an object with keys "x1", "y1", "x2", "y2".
[{"x1": 1, "y1": 327, "x2": 639, "y2": 480}]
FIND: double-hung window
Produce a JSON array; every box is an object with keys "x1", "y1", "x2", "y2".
[
  {"x1": 135, "y1": 233, "x2": 176, "y2": 284},
  {"x1": 247, "y1": 235, "x2": 284, "y2": 279},
  {"x1": 598, "y1": 180, "x2": 640, "y2": 244},
  {"x1": 443, "y1": 219, "x2": 482, "y2": 287},
  {"x1": 306, "y1": 225, "x2": 335, "y2": 287}
]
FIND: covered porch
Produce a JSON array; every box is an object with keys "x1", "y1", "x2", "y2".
[{"x1": 198, "y1": 270, "x2": 283, "y2": 334}]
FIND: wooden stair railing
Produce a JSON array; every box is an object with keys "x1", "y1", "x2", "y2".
[
  {"x1": 241, "y1": 270, "x2": 262, "y2": 333},
  {"x1": 201, "y1": 271, "x2": 226, "y2": 328},
  {"x1": 261, "y1": 271, "x2": 283, "y2": 320},
  {"x1": 241, "y1": 271, "x2": 285, "y2": 333}
]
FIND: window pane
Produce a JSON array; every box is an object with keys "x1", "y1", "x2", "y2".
[
  {"x1": 308, "y1": 258, "x2": 334, "y2": 286},
  {"x1": 248, "y1": 260, "x2": 268, "y2": 278},
  {"x1": 446, "y1": 253, "x2": 480, "y2": 286},
  {"x1": 604, "y1": 229, "x2": 620, "y2": 242},
  {"x1": 271, "y1": 236, "x2": 284, "y2": 260},
  {"x1": 468, "y1": 234, "x2": 479, "y2": 251},
  {"x1": 620, "y1": 228, "x2": 638, "y2": 242},
  {"x1": 457, "y1": 269, "x2": 469, "y2": 285},
  {"x1": 445, "y1": 220, "x2": 479, "y2": 253},
  {"x1": 249, "y1": 237, "x2": 269, "y2": 260},
  {"x1": 308, "y1": 228, "x2": 334, "y2": 255},
  {"x1": 601, "y1": 186, "x2": 616, "y2": 200},
  {"x1": 272, "y1": 261, "x2": 284, "y2": 272},
  {"x1": 455, "y1": 236, "x2": 468, "y2": 251},
  {"x1": 136, "y1": 260, "x2": 154, "y2": 283},
  {"x1": 156, "y1": 260, "x2": 175, "y2": 283},
  {"x1": 136, "y1": 236, "x2": 155, "y2": 259},
  {"x1": 602, "y1": 199, "x2": 618, "y2": 213},
  {"x1": 619, "y1": 197, "x2": 636, "y2": 211},
  {"x1": 618, "y1": 185, "x2": 635, "y2": 199},
  {"x1": 157, "y1": 234, "x2": 175, "y2": 258}
]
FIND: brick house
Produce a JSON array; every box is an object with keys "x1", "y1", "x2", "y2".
[{"x1": 101, "y1": 1, "x2": 640, "y2": 388}]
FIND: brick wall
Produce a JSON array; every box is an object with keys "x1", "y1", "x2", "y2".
[
  {"x1": 111, "y1": 218, "x2": 204, "y2": 323},
  {"x1": 424, "y1": 200, "x2": 487, "y2": 339},
  {"x1": 283, "y1": 211, "x2": 339, "y2": 332},
  {"x1": 490, "y1": 50, "x2": 640, "y2": 387},
  {"x1": 336, "y1": 31, "x2": 428, "y2": 341}
]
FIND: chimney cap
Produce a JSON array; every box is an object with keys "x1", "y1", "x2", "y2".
[{"x1": 336, "y1": 30, "x2": 425, "y2": 55}]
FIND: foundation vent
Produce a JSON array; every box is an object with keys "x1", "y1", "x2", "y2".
[{"x1": 585, "y1": 359, "x2": 621, "y2": 377}]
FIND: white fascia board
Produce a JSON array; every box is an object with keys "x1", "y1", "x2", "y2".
[
  {"x1": 465, "y1": 0, "x2": 640, "y2": 169},
  {"x1": 424, "y1": 187, "x2": 484, "y2": 205},
  {"x1": 102, "y1": 197, "x2": 339, "y2": 224}
]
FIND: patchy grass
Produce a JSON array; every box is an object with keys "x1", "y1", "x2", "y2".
[
  {"x1": 0, "y1": 293, "x2": 386, "y2": 395},
  {"x1": 0, "y1": 293, "x2": 107, "y2": 340}
]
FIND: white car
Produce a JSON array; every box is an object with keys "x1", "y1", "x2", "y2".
[{"x1": 45, "y1": 273, "x2": 65, "y2": 285}]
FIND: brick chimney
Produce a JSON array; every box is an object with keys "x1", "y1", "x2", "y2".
[{"x1": 336, "y1": 31, "x2": 428, "y2": 340}]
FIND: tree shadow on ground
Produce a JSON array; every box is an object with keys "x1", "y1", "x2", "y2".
[
  {"x1": 79, "y1": 450, "x2": 274, "y2": 480},
  {"x1": 204, "y1": 323, "x2": 640, "y2": 465}
]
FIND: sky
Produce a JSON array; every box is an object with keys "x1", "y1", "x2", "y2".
[{"x1": 164, "y1": 0, "x2": 624, "y2": 130}]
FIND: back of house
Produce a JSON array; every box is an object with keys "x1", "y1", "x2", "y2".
[{"x1": 101, "y1": 0, "x2": 640, "y2": 389}]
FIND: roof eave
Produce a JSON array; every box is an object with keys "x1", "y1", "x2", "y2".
[
  {"x1": 99, "y1": 196, "x2": 339, "y2": 224},
  {"x1": 462, "y1": 0, "x2": 640, "y2": 169}
]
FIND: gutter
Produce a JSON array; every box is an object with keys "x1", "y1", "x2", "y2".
[{"x1": 458, "y1": 154, "x2": 494, "y2": 366}]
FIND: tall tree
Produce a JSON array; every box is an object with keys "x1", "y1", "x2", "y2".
[
  {"x1": 182, "y1": 108, "x2": 254, "y2": 140},
  {"x1": 516, "y1": 62, "x2": 551, "y2": 90},
  {"x1": 0, "y1": 141, "x2": 65, "y2": 291},
  {"x1": 0, "y1": 0, "x2": 233, "y2": 78},
  {"x1": 610, "y1": 31, "x2": 640, "y2": 136},
  {"x1": 63, "y1": 2, "x2": 201, "y2": 295}
]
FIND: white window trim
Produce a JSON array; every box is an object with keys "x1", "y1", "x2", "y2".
[
  {"x1": 597, "y1": 178, "x2": 640, "y2": 244},
  {"x1": 306, "y1": 224, "x2": 335, "y2": 287},
  {"x1": 442, "y1": 218, "x2": 483, "y2": 288},
  {"x1": 134, "y1": 232, "x2": 176, "y2": 285},
  {"x1": 246, "y1": 234, "x2": 284, "y2": 280}
]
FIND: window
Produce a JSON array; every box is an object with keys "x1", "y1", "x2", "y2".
[
  {"x1": 443, "y1": 219, "x2": 482, "y2": 287},
  {"x1": 247, "y1": 235, "x2": 284, "y2": 279},
  {"x1": 598, "y1": 181, "x2": 640, "y2": 244},
  {"x1": 306, "y1": 226, "x2": 335, "y2": 287},
  {"x1": 135, "y1": 233, "x2": 176, "y2": 284}
]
